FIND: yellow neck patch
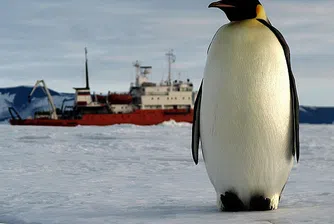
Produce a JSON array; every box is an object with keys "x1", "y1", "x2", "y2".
[{"x1": 256, "y1": 4, "x2": 268, "y2": 21}]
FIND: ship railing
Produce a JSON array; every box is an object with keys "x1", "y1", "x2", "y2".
[
  {"x1": 144, "y1": 92, "x2": 169, "y2": 96},
  {"x1": 8, "y1": 107, "x2": 22, "y2": 121}
]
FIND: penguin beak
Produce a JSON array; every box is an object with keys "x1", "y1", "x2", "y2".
[{"x1": 208, "y1": 0, "x2": 236, "y2": 9}]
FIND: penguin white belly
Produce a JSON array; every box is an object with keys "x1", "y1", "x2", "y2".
[{"x1": 200, "y1": 20, "x2": 294, "y2": 208}]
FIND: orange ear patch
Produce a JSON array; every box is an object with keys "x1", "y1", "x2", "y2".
[{"x1": 256, "y1": 4, "x2": 267, "y2": 20}]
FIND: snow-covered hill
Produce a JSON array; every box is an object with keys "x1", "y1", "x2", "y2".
[{"x1": 0, "y1": 86, "x2": 74, "y2": 122}]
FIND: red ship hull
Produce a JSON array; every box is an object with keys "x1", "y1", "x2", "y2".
[{"x1": 9, "y1": 109, "x2": 194, "y2": 127}]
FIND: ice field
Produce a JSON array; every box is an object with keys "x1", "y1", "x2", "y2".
[{"x1": 0, "y1": 122, "x2": 333, "y2": 224}]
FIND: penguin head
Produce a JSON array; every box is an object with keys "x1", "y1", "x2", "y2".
[{"x1": 209, "y1": 0, "x2": 266, "y2": 22}]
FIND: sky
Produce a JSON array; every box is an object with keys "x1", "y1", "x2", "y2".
[{"x1": 0, "y1": 0, "x2": 334, "y2": 106}]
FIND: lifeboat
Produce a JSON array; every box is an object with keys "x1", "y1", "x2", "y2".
[
  {"x1": 108, "y1": 93, "x2": 132, "y2": 104},
  {"x1": 96, "y1": 93, "x2": 132, "y2": 104}
]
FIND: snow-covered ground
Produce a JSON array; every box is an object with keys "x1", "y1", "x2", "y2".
[{"x1": 0, "y1": 122, "x2": 333, "y2": 224}]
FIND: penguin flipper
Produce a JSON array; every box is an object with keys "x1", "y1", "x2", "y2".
[
  {"x1": 257, "y1": 19, "x2": 300, "y2": 162},
  {"x1": 191, "y1": 80, "x2": 203, "y2": 165}
]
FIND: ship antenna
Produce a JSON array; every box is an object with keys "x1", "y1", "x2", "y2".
[
  {"x1": 166, "y1": 49, "x2": 176, "y2": 85},
  {"x1": 85, "y1": 47, "x2": 89, "y2": 89}
]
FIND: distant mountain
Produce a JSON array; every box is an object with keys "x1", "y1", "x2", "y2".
[
  {"x1": 0, "y1": 86, "x2": 74, "y2": 122},
  {"x1": 1, "y1": 86, "x2": 334, "y2": 124},
  {"x1": 299, "y1": 106, "x2": 334, "y2": 124}
]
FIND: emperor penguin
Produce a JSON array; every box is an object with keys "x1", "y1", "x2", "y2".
[{"x1": 191, "y1": 0, "x2": 300, "y2": 211}]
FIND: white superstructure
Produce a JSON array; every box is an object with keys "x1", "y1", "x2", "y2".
[{"x1": 130, "y1": 50, "x2": 195, "y2": 110}]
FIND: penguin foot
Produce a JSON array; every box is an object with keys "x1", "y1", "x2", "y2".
[
  {"x1": 217, "y1": 192, "x2": 280, "y2": 211},
  {"x1": 249, "y1": 195, "x2": 277, "y2": 211},
  {"x1": 219, "y1": 191, "x2": 246, "y2": 212}
]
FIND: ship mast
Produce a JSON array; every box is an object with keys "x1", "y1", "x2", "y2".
[
  {"x1": 135, "y1": 61, "x2": 141, "y2": 76},
  {"x1": 166, "y1": 49, "x2": 176, "y2": 85},
  {"x1": 133, "y1": 60, "x2": 141, "y2": 87},
  {"x1": 85, "y1": 47, "x2": 89, "y2": 89}
]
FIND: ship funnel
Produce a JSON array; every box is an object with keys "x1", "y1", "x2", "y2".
[{"x1": 85, "y1": 47, "x2": 90, "y2": 89}]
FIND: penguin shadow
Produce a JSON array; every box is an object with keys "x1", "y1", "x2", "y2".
[
  {"x1": 121, "y1": 204, "x2": 296, "y2": 224},
  {"x1": 122, "y1": 204, "x2": 218, "y2": 219},
  {"x1": 123, "y1": 202, "x2": 284, "y2": 218}
]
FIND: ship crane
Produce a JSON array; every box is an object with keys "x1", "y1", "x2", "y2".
[{"x1": 28, "y1": 80, "x2": 58, "y2": 120}]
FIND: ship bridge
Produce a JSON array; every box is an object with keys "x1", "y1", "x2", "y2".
[{"x1": 130, "y1": 50, "x2": 195, "y2": 110}]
